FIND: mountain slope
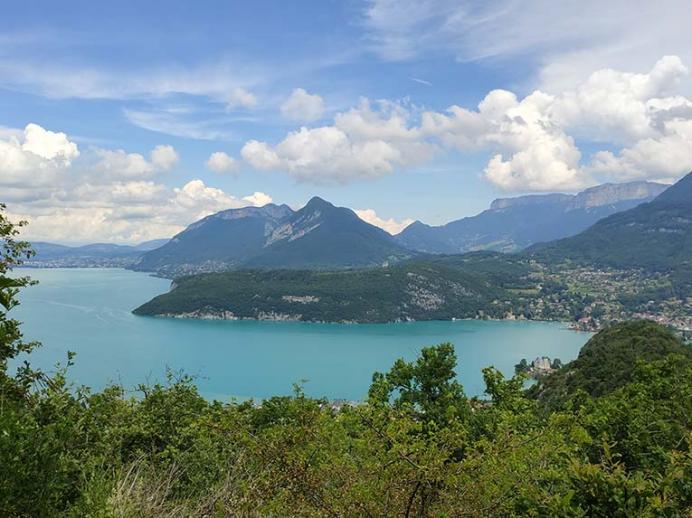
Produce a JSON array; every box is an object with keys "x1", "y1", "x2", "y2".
[
  {"x1": 396, "y1": 181, "x2": 667, "y2": 254},
  {"x1": 135, "y1": 198, "x2": 413, "y2": 275},
  {"x1": 529, "y1": 173, "x2": 692, "y2": 271},
  {"x1": 244, "y1": 197, "x2": 412, "y2": 269},
  {"x1": 134, "y1": 204, "x2": 294, "y2": 275}
]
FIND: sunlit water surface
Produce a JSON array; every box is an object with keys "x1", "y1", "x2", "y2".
[{"x1": 12, "y1": 268, "x2": 591, "y2": 400}]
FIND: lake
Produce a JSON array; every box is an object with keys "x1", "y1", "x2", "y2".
[{"x1": 12, "y1": 268, "x2": 591, "y2": 401}]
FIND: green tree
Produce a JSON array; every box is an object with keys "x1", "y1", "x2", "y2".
[
  {"x1": 514, "y1": 357, "x2": 529, "y2": 374},
  {"x1": 368, "y1": 342, "x2": 471, "y2": 429},
  {"x1": 0, "y1": 203, "x2": 40, "y2": 397}
]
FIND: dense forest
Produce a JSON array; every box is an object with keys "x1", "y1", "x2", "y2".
[
  {"x1": 133, "y1": 253, "x2": 533, "y2": 322},
  {"x1": 1, "y1": 205, "x2": 691, "y2": 516}
]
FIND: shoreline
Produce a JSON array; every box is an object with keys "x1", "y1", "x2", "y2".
[{"x1": 137, "y1": 308, "x2": 592, "y2": 332}]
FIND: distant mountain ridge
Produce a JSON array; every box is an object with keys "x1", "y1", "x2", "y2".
[
  {"x1": 27, "y1": 179, "x2": 674, "y2": 275},
  {"x1": 396, "y1": 181, "x2": 668, "y2": 254},
  {"x1": 27, "y1": 239, "x2": 169, "y2": 268},
  {"x1": 134, "y1": 197, "x2": 413, "y2": 276},
  {"x1": 134, "y1": 203, "x2": 295, "y2": 274},
  {"x1": 529, "y1": 172, "x2": 692, "y2": 272}
]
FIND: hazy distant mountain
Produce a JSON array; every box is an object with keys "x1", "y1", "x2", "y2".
[
  {"x1": 135, "y1": 197, "x2": 413, "y2": 275},
  {"x1": 133, "y1": 239, "x2": 169, "y2": 251},
  {"x1": 134, "y1": 204, "x2": 294, "y2": 274},
  {"x1": 529, "y1": 173, "x2": 692, "y2": 272},
  {"x1": 395, "y1": 181, "x2": 668, "y2": 254},
  {"x1": 28, "y1": 239, "x2": 169, "y2": 268}
]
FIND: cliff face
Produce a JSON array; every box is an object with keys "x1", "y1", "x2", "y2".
[
  {"x1": 135, "y1": 197, "x2": 413, "y2": 275},
  {"x1": 490, "y1": 181, "x2": 667, "y2": 211},
  {"x1": 396, "y1": 181, "x2": 668, "y2": 254},
  {"x1": 528, "y1": 173, "x2": 692, "y2": 272},
  {"x1": 568, "y1": 181, "x2": 668, "y2": 210}
]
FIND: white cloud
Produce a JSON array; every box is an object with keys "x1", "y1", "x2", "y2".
[
  {"x1": 150, "y1": 144, "x2": 179, "y2": 170},
  {"x1": 420, "y1": 57, "x2": 692, "y2": 190},
  {"x1": 0, "y1": 123, "x2": 79, "y2": 189},
  {"x1": 0, "y1": 124, "x2": 273, "y2": 242},
  {"x1": 93, "y1": 144, "x2": 178, "y2": 180},
  {"x1": 552, "y1": 56, "x2": 690, "y2": 142},
  {"x1": 363, "y1": 0, "x2": 692, "y2": 92},
  {"x1": 280, "y1": 88, "x2": 325, "y2": 122},
  {"x1": 21, "y1": 123, "x2": 80, "y2": 164},
  {"x1": 227, "y1": 87, "x2": 258, "y2": 109},
  {"x1": 242, "y1": 99, "x2": 434, "y2": 184},
  {"x1": 0, "y1": 58, "x2": 264, "y2": 101},
  {"x1": 242, "y1": 191, "x2": 273, "y2": 206},
  {"x1": 424, "y1": 89, "x2": 586, "y2": 191},
  {"x1": 355, "y1": 208, "x2": 414, "y2": 235},
  {"x1": 124, "y1": 108, "x2": 236, "y2": 141},
  {"x1": 241, "y1": 140, "x2": 281, "y2": 170},
  {"x1": 241, "y1": 56, "x2": 692, "y2": 190},
  {"x1": 94, "y1": 149, "x2": 154, "y2": 179},
  {"x1": 206, "y1": 151, "x2": 238, "y2": 173},
  {"x1": 7, "y1": 178, "x2": 275, "y2": 244},
  {"x1": 587, "y1": 119, "x2": 692, "y2": 181}
]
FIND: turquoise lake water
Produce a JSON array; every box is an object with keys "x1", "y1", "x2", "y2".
[{"x1": 12, "y1": 268, "x2": 591, "y2": 401}]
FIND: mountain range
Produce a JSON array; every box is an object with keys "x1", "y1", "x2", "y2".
[
  {"x1": 134, "y1": 173, "x2": 692, "y2": 324},
  {"x1": 26, "y1": 239, "x2": 169, "y2": 267},
  {"x1": 29, "y1": 179, "x2": 677, "y2": 275},
  {"x1": 530, "y1": 173, "x2": 692, "y2": 271},
  {"x1": 395, "y1": 181, "x2": 667, "y2": 254},
  {"x1": 134, "y1": 196, "x2": 413, "y2": 276}
]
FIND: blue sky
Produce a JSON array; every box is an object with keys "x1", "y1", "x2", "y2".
[{"x1": 1, "y1": 0, "x2": 692, "y2": 242}]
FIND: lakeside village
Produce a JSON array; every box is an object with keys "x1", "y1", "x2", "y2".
[{"x1": 497, "y1": 265, "x2": 692, "y2": 340}]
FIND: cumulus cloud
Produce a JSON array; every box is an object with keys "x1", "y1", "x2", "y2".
[
  {"x1": 206, "y1": 151, "x2": 238, "y2": 173},
  {"x1": 0, "y1": 123, "x2": 79, "y2": 189},
  {"x1": 0, "y1": 123, "x2": 273, "y2": 242},
  {"x1": 242, "y1": 191, "x2": 273, "y2": 206},
  {"x1": 355, "y1": 208, "x2": 414, "y2": 235},
  {"x1": 93, "y1": 144, "x2": 179, "y2": 180},
  {"x1": 280, "y1": 88, "x2": 325, "y2": 122},
  {"x1": 242, "y1": 99, "x2": 434, "y2": 183},
  {"x1": 241, "y1": 140, "x2": 281, "y2": 170},
  {"x1": 150, "y1": 144, "x2": 179, "y2": 170},
  {"x1": 241, "y1": 56, "x2": 692, "y2": 190},
  {"x1": 7, "y1": 177, "x2": 276, "y2": 243},
  {"x1": 227, "y1": 87, "x2": 258, "y2": 109},
  {"x1": 421, "y1": 57, "x2": 692, "y2": 190},
  {"x1": 21, "y1": 123, "x2": 80, "y2": 164},
  {"x1": 422, "y1": 89, "x2": 586, "y2": 190},
  {"x1": 93, "y1": 149, "x2": 154, "y2": 179}
]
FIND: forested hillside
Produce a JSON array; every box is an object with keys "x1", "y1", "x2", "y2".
[
  {"x1": 530, "y1": 172, "x2": 692, "y2": 271},
  {"x1": 133, "y1": 253, "x2": 535, "y2": 322}
]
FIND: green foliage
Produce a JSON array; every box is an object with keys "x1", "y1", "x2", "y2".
[
  {"x1": 134, "y1": 253, "x2": 534, "y2": 323},
  {"x1": 514, "y1": 357, "x2": 529, "y2": 374},
  {"x1": 1, "y1": 208, "x2": 691, "y2": 515},
  {"x1": 530, "y1": 320, "x2": 692, "y2": 410},
  {"x1": 531, "y1": 172, "x2": 692, "y2": 276},
  {"x1": 0, "y1": 340, "x2": 690, "y2": 516},
  {"x1": 0, "y1": 203, "x2": 41, "y2": 397},
  {"x1": 368, "y1": 342, "x2": 471, "y2": 430}
]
